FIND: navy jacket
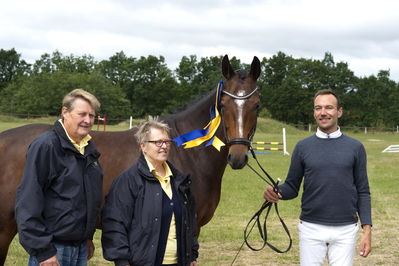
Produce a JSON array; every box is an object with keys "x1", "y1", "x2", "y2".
[
  {"x1": 101, "y1": 154, "x2": 199, "y2": 266},
  {"x1": 15, "y1": 120, "x2": 103, "y2": 262}
]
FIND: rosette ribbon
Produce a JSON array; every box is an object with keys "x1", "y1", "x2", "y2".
[{"x1": 172, "y1": 81, "x2": 225, "y2": 151}]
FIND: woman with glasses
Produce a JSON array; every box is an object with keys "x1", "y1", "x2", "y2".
[{"x1": 101, "y1": 117, "x2": 199, "y2": 266}]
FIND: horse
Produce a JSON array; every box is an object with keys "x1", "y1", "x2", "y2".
[{"x1": 0, "y1": 55, "x2": 261, "y2": 265}]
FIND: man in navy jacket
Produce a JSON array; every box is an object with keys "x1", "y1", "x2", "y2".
[{"x1": 16, "y1": 89, "x2": 103, "y2": 266}]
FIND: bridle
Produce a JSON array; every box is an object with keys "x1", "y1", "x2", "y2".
[
  {"x1": 216, "y1": 81, "x2": 292, "y2": 264},
  {"x1": 217, "y1": 80, "x2": 259, "y2": 147},
  {"x1": 230, "y1": 144, "x2": 293, "y2": 266},
  {"x1": 222, "y1": 87, "x2": 259, "y2": 100}
]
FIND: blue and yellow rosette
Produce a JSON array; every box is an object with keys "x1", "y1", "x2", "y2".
[{"x1": 172, "y1": 81, "x2": 225, "y2": 151}]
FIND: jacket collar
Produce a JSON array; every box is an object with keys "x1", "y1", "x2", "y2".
[
  {"x1": 53, "y1": 120, "x2": 99, "y2": 159},
  {"x1": 58, "y1": 119, "x2": 91, "y2": 153},
  {"x1": 137, "y1": 153, "x2": 158, "y2": 180},
  {"x1": 137, "y1": 153, "x2": 188, "y2": 187}
]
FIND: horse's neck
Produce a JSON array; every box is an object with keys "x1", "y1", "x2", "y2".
[
  {"x1": 171, "y1": 91, "x2": 217, "y2": 135},
  {"x1": 166, "y1": 90, "x2": 229, "y2": 174}
]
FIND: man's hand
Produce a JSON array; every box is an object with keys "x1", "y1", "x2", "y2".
[
  {"x1": 359, "y1": 224, "x2": 372, "y2": 257},
  {"x1": 39, "y1": 255, "x2": 60, "y2": 266},
  {"x1": 87, "y1": 239, "x2": 95, "y2": 260},
  {"x1": 190, "y1": 261, "x2": 198, "y2": 266},
  {"x1": 263, "y1": 185, "x2": 282, "y2": 203}
]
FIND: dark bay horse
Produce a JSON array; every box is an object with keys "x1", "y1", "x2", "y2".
[{"x1": 0, "y1": 55, "x2": 261, "y2": 265}]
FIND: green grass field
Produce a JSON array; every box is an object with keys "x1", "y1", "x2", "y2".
[{"x1": 2, "y1": 116, "x2": 399, "y2": 265}]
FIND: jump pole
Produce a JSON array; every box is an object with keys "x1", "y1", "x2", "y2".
[
  {"x1": 283, "y1": 128, "x2": 289, "y2": 155},
  {"x1": 251, "y1": 128, "x2": 290, "y2": 155},
  {"x1": 97, "y1": 114, "x2": 106, "y2": 131}
]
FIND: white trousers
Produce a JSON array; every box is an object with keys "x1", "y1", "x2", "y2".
[{"x1": 298, "y1": 221, "x2": 358, "y2": 266}]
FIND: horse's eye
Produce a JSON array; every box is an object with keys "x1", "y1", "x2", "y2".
[{"x1": 255, "y1": 104, "x2": 260, "y2": 114}]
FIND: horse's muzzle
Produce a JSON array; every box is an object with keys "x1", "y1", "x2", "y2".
[{"x1": 227, "y1": 139, "x2": 250, "y2": 169}]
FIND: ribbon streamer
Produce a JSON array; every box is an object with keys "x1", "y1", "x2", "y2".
[{"x1": 172, "y1": 81, "x2": 225, "y2": 151}]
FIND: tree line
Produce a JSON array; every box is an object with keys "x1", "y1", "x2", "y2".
[{"x1": 1, "y1": 48, "x2": 398, "y2": 127}]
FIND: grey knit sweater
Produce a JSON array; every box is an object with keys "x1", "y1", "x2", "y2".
[{"x1": 279, "y1": 134, "x2": 372, "y2": 226}]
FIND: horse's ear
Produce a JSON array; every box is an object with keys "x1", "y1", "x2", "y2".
[
  {"x1": 249, "y1": 56, "x2": 261, "y2": 80},
  {"x1": 222, "y1": 54, "x2": 235, "y2": 80}
]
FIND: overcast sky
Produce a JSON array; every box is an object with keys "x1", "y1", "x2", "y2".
[{"x1": 2, "y1": 0, "x2": 399, "y2": 81}]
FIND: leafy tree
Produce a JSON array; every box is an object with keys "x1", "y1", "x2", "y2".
[
  {"x1": 51, "y1": 51, "x2": 96, "y2": 73},
  {"x1": 1, "y1": 49, "x2": 398, "y2": 128},
  {"x1": 261, "y1": 52, "x2": 358, "y2": 126},
  {"x1": 97, "y1": 53, "x2": 180, "y2": 117},
  {"x1": 259, "y1": 52, "x2": 293, "y2": 117},
  {"x1": 32, "y1": 53, "x2": 54, "y2": 73},
  {"x1": 0, "y1": 48, "x2": 30, "y2": 90},
  {"x1": 32, "y1": 51, "x2": 95, "y2": 74},
  {"x1": 96, "y1": 53, "x2": 178, "y2": 117},
  {"x1": 174, "y1": 55, "x2": 201, "y2": 101},
  {"x1": 387, "y1": 83, "x2": 399, "y2": 128},
  {"x1": 175, "y1": 55, "x2": 198, "y2": 85},
  {"x1": 0, "y1": 71, "x2": 130, "y2": 122},
  {"x1": 96, "y1": 51, "x2": 136, "y2": 91},
  {"x1": 261, "y1": 52, "x2": 310, "y2": 124},
  {"x1": 346, "y1": 70, "x2": 397, "y2": 127},
  {"x1": 174, "y1": 55, "x2": 242, "y2": 103},
  {"x1": 129, "y1": 55, "x2": 178, "y2": 116},
  {"x1": 195, "y1": 55, "x2": 233, "y2": 95}
]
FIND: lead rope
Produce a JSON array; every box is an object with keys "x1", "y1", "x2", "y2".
[{"x1": 231, "y1": 147, "x2": 292, "y2": 265}]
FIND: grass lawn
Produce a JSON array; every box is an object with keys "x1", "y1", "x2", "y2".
[
  {"x1": 2, "y1": 117, "x2": 399, "y2": 265},
  {"x1": 197, "y1": 131, "x2": 399, "y2": 266}
]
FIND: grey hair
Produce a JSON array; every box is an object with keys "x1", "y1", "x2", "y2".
[
  {"x1": 135, "y1": 116, "x2": 170, "y2": 143},
  {"x1": 62, "y1": 88, "x2": 101, "y2": 112}
]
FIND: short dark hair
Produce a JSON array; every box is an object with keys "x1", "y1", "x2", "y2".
[{"x1": 314, "y1": 89, "x2": 341, "y2": 108}]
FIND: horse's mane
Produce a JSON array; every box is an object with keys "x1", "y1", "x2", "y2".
[
  {"x1": 170, "y1": 69, "x2": 248, "y2": 114},
  {"x1": 170, "y1": 89, "x2": 215, "y2": 114},
  {"x1": 171, "y1": 69, "x2": 248, "y2": 115}
]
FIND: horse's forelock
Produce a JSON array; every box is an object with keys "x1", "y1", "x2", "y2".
[{"x1": 235, "y1": 69, "x2": 248, "y2": 80}]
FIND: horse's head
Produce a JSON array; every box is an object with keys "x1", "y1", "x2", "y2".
[{"x1": 220, "y1": 55, "x2": 261, "y2": 169}]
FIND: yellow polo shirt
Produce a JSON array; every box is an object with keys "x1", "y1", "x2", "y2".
[
  {"x1": 145, "y1": 158, "x2": 178, "y2": 265},
  {"x1": 59, "y1": 119, "x2": 91, "y2": 155}
]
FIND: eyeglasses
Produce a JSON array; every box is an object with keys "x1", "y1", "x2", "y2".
[{"x1": 145, "y1": 140, "x2": 173, "y2": 147}]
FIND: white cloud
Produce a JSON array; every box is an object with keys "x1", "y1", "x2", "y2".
[{"x1": 1, "y1": 0, "x2": 399, "y2": 81}]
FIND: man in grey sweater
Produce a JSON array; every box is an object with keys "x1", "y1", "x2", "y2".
[{"x1": 264, "y1": 89, "x2": 372, "y2": 266}]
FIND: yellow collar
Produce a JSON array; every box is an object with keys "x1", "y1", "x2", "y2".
[
  {"x1": 59, "y1": 119, "x2": 91, "y2": 154},
  {"x1": 145, "y1": 158, "x2": 172, "y2": 183}
]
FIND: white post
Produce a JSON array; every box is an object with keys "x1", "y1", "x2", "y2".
[
  {"x1": 308, "y1": 124, "x2": 311, "y2": 132},
  {"x1": 364, "y1": 127, "x2": 367, "y2": 134},
  {"x1": 283, "y1": 128, "x2": 290, "y2": 155},
  {"x1": 397, "y1": 125, "x2": 398, "y2": 133},
  {"x1": 129, "y1": 116, "x2": 133, "y2": 129}
]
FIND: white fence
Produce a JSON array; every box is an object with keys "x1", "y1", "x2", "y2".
[{"x1": 382, "y1": 145, "x2": 399, "y2": 153}]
